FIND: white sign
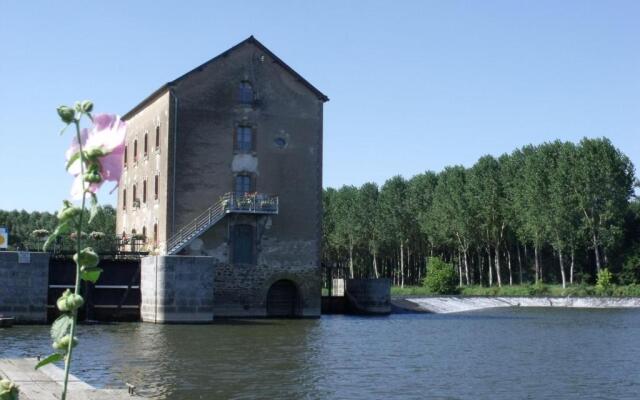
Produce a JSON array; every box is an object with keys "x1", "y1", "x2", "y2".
[
  {"x1": 0, "y1": 227, "x2": 7, "y2": 249},
  {"x1": 18, "y1": 252, "x2": 31, "y2": 264}
]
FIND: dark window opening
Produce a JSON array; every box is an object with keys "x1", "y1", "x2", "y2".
[
  {"x1": 123, "y1": 189, "x2": 127, "y2": 210},
  {"x1": 155, "y1": 126, "x2": 160, "y2": 149},
  {"x1": 142, "y1": 226, "x2": 147, "y2": 242},
  {"x1": 124, "y1": 145, "x2": 128, "y2": 166},
  {"x1": 235, "y1": 126, "x2": 253, "y2": 153},
  {"x1": 132, "y1": 184, "x2": 137, "y2": 205},
  {"x1": 154, "y1": 175, "x2": 159, "y2": 200},
  {"x1": 153, "y1": 223, "x2": 158, "y2": 245},
  {"x1": 144, "y1": 134, "x2": 148, "y2": 156},
  {"x1": 232, "y1": 224, "x2": 255, "y2": 264},
  {"x1": 235, "y1": 174, "x2": 252, "y2": 195},
  {"x1": 133, "y1": 140, "x2": 138, "y2": 162},
  {"x1": 143, "y1": 180, "x2": 147, "y2": 203},
  {"x1": 239, "y1": 81, "x2": 254, "y2": 105}
]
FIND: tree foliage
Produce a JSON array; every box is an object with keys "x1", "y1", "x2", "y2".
[
  {"x1": 322, "y1": 138, "x2": 638, "y2": 288},
  {"x1": 0, "y1": 205, "x2": 117, "y2": 250}
]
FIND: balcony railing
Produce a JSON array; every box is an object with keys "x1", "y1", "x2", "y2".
[
  {"x1": 165, "y1": 192, "x2": 278, "y2": 255},
  {"x1": 221, "y1": 192, "x2": 279, "y2": 214}
]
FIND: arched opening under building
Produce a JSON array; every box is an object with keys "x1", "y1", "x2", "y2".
[{"x1": 266, "y1": 279, "x2": 301, "y2": 317}]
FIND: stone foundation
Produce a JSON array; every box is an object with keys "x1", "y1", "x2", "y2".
[
  {"x1": 213, "y1": 263, "x2": 321, "y2": 318},
  {"x1": 140, "y1": 255, "x2": 215, "y2": 323}
]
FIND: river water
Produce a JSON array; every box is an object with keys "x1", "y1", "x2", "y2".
[{"x1": 2, "y1": 308, "x2": 639, "y2": 399}]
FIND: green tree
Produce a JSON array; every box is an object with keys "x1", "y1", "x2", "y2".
[
  {"x1": 357, "y1": 182, "x2": 382, "y2": 278},
  {"x1": 379, "y1": 176, "x2": 412, "y2": 287},
  {"x1": 430, "y1": 166, "x2": 474, "y2": 286},
  {"x1": 331, "y1": 186, "x2": 361, "y2": 278},
  {"x1": 574, "y1": 138, "x2": 635, "y2": 273}
]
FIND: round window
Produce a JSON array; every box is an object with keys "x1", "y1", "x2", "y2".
[{"x1": 274, "y1": 137, "x2": 287, "y2": 149}]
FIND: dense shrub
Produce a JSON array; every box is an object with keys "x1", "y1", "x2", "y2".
[
  {"x1": 527, "y1": 281, "x2": 549, "y2": 296},
  {"x1": 619, "y1": 247, "x2": 640, "y2": 285},
  {"x1": 611, "y1": 284, "x2": 640, "y2": 297},
  {"x1": 422, "y1": 257, "x2": 458, "y2": 294},
  {"x1": 596, "y1": 268, "x2": 614, "y2": 295}
]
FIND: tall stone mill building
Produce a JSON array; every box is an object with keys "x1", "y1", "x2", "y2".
[{"x1": 116, "y1": 36, "x2": 328, "y2": 318}]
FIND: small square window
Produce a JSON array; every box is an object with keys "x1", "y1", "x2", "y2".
[{"x1": 236, "y1": 126, "x2": 253, "y2": 153}]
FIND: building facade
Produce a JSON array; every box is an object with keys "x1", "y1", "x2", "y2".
[{"x1": 116, "y1": 37, "x2": 328, "y2": 317}]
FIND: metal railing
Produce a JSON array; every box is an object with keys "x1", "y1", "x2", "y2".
[
  {"x1": 221, "y1": 192, "x2": 279, "y2": 214},
  {"x1": 166, "y1": 192, "x2": 278, "y2": 255}
]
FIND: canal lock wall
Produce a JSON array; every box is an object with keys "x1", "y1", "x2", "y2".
[{"x1": 0, "y1": 251, "x2": 49, "y2": 323}]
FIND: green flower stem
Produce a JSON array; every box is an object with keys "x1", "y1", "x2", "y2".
[{"x1": 61, "y1": 119, "x2": 87, "y2": 400}]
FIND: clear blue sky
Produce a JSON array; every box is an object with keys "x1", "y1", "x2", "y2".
[{"x1": 1, "y1": 1, "x2": 638, "y2": 212}]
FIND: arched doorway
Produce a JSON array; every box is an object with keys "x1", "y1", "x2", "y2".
[{"x1": 266, "y1": 280, "x2": 300, "y2": 317}]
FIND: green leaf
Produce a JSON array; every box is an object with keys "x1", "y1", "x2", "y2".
[
  {"x1": 65, "y1": 151, "x2": 82, "y2": 171},
  {"x1": 81, "y1": 267, "x2": 102, "y2": 283},
  {"x1": 43, "y1": 222, "x2": 71, "y2": 251},
  {"x1": 50, "y1": 314, "x2": 73, "y2": 342},
  {"x1": 88, "y1": 193, "x2": 99, "y2": 224},
  {"x1": 34, "y1": 353, "x2": 63, "y2": 370}
]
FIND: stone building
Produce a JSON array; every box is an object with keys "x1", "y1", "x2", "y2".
[{"x1": 116, "y1": 36, "x2": 328, "y2": 317}]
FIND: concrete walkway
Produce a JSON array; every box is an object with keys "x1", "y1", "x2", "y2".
[
  {"x1": 392, "y1": 296, "x2": 640, "y2": 314},
  {"x1": 0, "y1": 358, "x2": 143, "y2": 399}
]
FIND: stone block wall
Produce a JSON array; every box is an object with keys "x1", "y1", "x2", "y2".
[
  {"x1": 213, "y1": 262, "x2": 321, "y2": 317},
  {"x1": 140, "y1": 255, "x2": 215, "y2": 323},
  {"x1": 0, "y1": 252, "x2": 49, "y2": 322}
]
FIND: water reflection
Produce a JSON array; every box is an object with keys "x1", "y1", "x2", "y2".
[{"x1": 1, "y1": 309, "x2": 639, "y2": 399}]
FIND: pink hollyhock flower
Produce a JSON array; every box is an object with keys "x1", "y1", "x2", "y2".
[{"x1": 66, "y1": 114, "x2": 126, "y2": 200}]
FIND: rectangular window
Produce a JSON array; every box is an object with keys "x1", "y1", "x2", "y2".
[
  {"x1": 155, "y1": 127, "x2": 160, "y2": 149},
  {"x1": 124, "y1": 145, "x2": 128, "y2": 167},
  {"x1": 154, "y1": 175, "x2": 159, "y2": 200},
  {"x1": 235, "y1": 126, "x2": 253, "y2": 153},
  {"x1": 144, "y1": 134, "x2": 148, "y2": 156},
  {"x1": 239, "y1": 81, "x2": 253, "y2": 105},
  {"x1": 153, "y1": 223, "x2": 158, "y2": 244},
  {"x1": 143, "y1": 180, "x2": 147, "y2": 203},
  {"x1": 123, "y1": 189, "x2": 127, "y2": 210},
  {"x1": 235, "y1": 175, "x2": 252, "y2": 195},
  {"x1": 232, "y1": 224, "x2": 255, "y2": 264}
]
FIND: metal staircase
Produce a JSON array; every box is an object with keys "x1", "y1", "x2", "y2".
[{"x1": 165, "y1": 192, "x2": 279, "y2": 255}]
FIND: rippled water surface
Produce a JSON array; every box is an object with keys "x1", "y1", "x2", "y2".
[{"x1": 2, "y1": 308, "x2": 640, "y2": 399}]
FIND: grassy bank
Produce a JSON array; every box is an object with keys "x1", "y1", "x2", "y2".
[{"x1": 391, "y1": 283, "x2": 640, "y2": 297}]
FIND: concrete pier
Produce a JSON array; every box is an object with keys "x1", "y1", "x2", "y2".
[
  {"x1": 0, "y1": 358, "x2": 143, "y2": 399},
  {"x1": 345, "y1": 279, "x2": 391, "y2": 314},
  {"x1": 140, "y1": 255, "x2": 215, "y2": 323}
]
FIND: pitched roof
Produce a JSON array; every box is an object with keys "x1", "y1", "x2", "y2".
[{"x1": 123, "y1": 36, "x2": 328, "y2": 120}]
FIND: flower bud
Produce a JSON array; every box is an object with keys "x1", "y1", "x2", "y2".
[
  {"x1": 58, "y1": 201, "x2": 81, "y2": 223},
  {"x1": 84, "y1": 171, "x2": 102, "y2": 183},
  {"x1": 56, "y1": 290, "x2": 84, "y2": 312},
  {"x1": 85, "y1": 148, "x2": 106, "y2": 160},
  {"x1": 53, "y1": 335, "x2": 78, "y2": 351},
  {"x1": 81, "y1": 100, "x2": 93, "y2": 113},
  {"x1": 74, "y1": 247, "x2": 99, "y2": 269},
  {"x1": 0, "y1": 379, "x2": 14, "y2": 391},
  {"x1": 57, "y1": 106, "x2": 75, "y2": 124}
]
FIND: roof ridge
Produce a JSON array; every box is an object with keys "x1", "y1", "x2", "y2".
[{"x1": 123, "y1": 36, "x2": 328, "y2": 120}]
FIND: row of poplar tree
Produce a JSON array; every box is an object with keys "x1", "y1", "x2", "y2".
[{"x1": 322, "y1": 137, "x2": 639, "y2": 288}]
